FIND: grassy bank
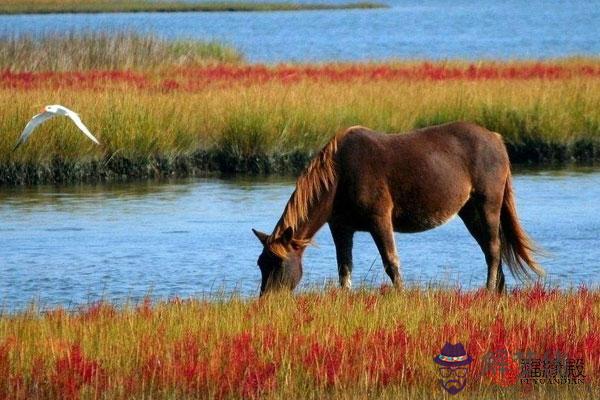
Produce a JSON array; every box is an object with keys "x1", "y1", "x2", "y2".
[
  {"x1": 0, "y1": 0, "x2": 387, "y2": 14},
  {"x1": 0, "y1": 65, "x2": 599, "y2": 184},
  {"x1": 0, "y1": 32, "x2": 243, "y2": 72},
  {"x1": 1, "y1": 33, "x2": 598, "y2": 184},
  {"x1": 0, "y1": 286, "x2": 598, "y2": 398}
]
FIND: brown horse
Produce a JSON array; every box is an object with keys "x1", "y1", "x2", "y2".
[{"x1": 253, "y1": 122, "x2": 544, "y2": 295}]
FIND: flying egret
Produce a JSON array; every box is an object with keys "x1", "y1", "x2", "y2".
[{"x1": 13, "y1": 105, "x2": 100, "y2": 150}]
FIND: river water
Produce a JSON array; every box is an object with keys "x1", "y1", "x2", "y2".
[
  {"x1": 0, "y1": 168, "x2": 598, "y2": 310},
  {"x1": 1, "y1": 0, "x2": 599, "y2": 62},
  {"x1": 1, "y1": 1, "x2": 599, "y2": 310}
]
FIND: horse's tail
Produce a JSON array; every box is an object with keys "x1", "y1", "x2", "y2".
[{"x1": 500, "y1": 173, "x2": 545, "y2": 281}]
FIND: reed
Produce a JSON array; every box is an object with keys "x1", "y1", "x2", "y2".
[
  {"x1": 0, "y1": 285, "x2": 597, "y2": 399},
  {"x1": 0, "y1": 32, "x2": 243, "y2": 72},
  {"x1": 0, "y1": 0, "x2": 387, "y2": 14},
  {"x1": 0, "y1": 70, "x2": 598, "y2": 183}
]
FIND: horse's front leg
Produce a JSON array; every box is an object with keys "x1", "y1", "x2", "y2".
[
  {"x1": 330, "y1": 223, "x2": 354, "y2": 289},
  {"x1": 369, "y1": 215, "x2": 403, "y2": 289}
]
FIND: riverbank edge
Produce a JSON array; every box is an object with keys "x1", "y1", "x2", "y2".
[
  {"x1": 1, "y1": 139, "x2": 598, "y2": 185},
  {"x1": 0, "y1": 2, "x2": 387, "y2": 15}
]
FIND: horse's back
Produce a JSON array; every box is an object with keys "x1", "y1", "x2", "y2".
[
  {"x1": 334, "y1": 122, "x2": 510, "y2": 232},
  {"x1": 337, "y1": 121, "x2": 507, "y2": 177}
]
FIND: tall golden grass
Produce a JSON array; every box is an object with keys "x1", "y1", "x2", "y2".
[{"x1": 1, "y1": 77, "x2": 598, "y2": 165}]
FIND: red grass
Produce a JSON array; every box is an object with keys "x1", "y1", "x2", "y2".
[
  {"x1": 511, "y1": 282, "x2": 560, "y2": 308},
  {"x1": 0, "y1": 338, "x2": 16, "y2": 398},
  {"x1": 2, "y1": 62, "x2": 599, "y2": 91},
  {"x1": 77, "y1": 301, "x2": 117, "y2": 321},
  {"x1": 137, "y1": 330, "x2": 278, "y2": 399},
  {"x1": 302, "y1": 325, "x2": 413, "y2": 388},
  {"x1": 50, "y1": 345, "x2": 106, "y2": 400},
  {"x1": 1, "y1": 288, "x2": 598, "y2": 398}
]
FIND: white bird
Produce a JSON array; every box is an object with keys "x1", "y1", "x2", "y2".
[{"x1": 14, "y1": 104, "x2": 100, "y2": 150}]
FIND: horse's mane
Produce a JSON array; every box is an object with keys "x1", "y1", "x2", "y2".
[{"x1": 270, "y1": 127, "x2": 358, "y2": 254}]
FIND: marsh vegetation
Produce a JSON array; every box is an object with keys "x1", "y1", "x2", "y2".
[
  {"x1": 0, "y1": 0, "x2": 387, "y2": 14},
  {"x1": 0, "y1": 286, "x2": 597, "y2": 398}
]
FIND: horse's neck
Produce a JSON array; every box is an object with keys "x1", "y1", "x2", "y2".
[{"x1": 273, "y1": 185, "x2": 336, "y2": 241}]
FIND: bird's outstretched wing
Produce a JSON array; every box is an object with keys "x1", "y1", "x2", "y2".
[
  {"x1": 64, "y1": 109, "x2": 100, "y2": 145},
  {"x1": 13, "y1": 112, "x2": 55, "y2": 150}
]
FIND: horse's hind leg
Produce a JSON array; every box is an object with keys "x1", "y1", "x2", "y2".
[
  {"x1": 459, "y1": 196, "x2": 505, "y2": 293},
  {"x1": 330, "y1": 223, "x2": 354, "y2": 289},
  {"x1": 369, "y1": 214, "x2": 402, "y2": 289}
]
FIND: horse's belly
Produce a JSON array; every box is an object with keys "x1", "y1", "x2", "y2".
[
  {"x1": 391, "y1": 188, "x2": 468, "y2": 233},
  {"x1": 393, "y1": 211, "x2": 458, "y2": 233}
]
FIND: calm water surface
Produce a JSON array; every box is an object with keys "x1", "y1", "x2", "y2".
[
  {"x1": 0, "y1": 168, "x2": 599, "y2": 310},
  {"x1": 1, "y1": 0, "x2": 599, "y2": 61},
  {"x1": 1, "y1": 2, "x2": 598, "y2": 310}
]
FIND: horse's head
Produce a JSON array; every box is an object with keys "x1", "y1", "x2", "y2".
[{"x1": 252, "y1": 227, "x2": 305, "y2": 296}]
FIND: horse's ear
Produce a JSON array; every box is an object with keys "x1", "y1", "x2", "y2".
[
  {"x1": 252, "y1": 229, "x2": 269, "y2": 245},
  {"x1": 281, "y1": 226, "x2": 294, "y2": 246}
]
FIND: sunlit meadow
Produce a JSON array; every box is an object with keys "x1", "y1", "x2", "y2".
[{"x1": 0, "y1": 285, "x2": 598, "y2": 399}]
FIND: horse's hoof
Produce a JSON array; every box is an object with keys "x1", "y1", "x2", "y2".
[{"x1": 340, "y1": 276, "x2": 352, "y2": 289}]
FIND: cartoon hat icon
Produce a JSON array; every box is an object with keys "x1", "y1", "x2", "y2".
[{"x1": 433, "y1": 342, "x2": 473, "y2": 367}]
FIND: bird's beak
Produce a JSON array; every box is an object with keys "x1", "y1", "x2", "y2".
[
  {"x1": 41, "y1": 107, "x2": 46, "y2": 113},
  {"x1": 12, "y1": 141, "x2": 21, "y2": 152}
]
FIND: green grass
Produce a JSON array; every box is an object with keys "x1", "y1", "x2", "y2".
[
  {"x1": 0, "y1": 0, "x2": 388, "y2": 14},
  {"x1": 0, "y1": 76, "x2": 598, "y2": 184},
  {"x1": 0, "y1": 32, "x2": 243, "y2": 72}
]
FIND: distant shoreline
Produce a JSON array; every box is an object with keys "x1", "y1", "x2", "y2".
[{"x1": 0, "y1": 1, "x2": 388, "y2": 15}]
